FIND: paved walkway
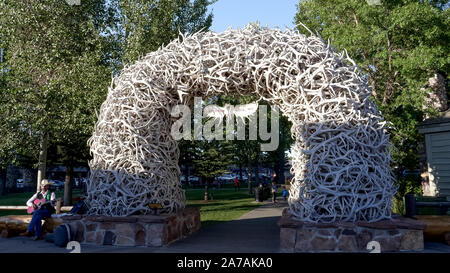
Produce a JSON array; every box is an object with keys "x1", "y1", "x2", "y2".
[
  {"x1": 0, "y1": 200, "x2": 288, "y2": 253},
  {"x1": 0, "y1": 200, "x2": 449, "y2": 253}
]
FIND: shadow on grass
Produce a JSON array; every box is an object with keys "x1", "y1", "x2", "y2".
[
  {"x1": 0, "y1": 210, "x2": 28, "y2": 217},
  {"x1": 187, "y1": 199, "x2": 261, "y2": 209},
  {"x1": 185, "y1": 189, "x2": 255, "y2": 201}
]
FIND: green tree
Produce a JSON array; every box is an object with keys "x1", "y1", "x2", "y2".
[
  {"x1": 115, "y1": 0, "x2": 215, "y2": 65},
  {"x1": 178, "y1": 139, "x2": 197, "y2": 182},
  {"x1": 0, "y1": 0, "x2": 112, "y2": 196},
  {"x1": 215, "y1": 95, "x2": 262, "y2": 189},
  {"x1": 0, "y1": 0, "x2": 215, "y2": 201},
  {"x1": 192, "y1": 140, "x2": 234, "y2": 200},
  {"x1": 295, "y1": 0, "x2": 449, "y2": 175},
  {"x1": 265, "y1": 114, "x2": 294, "y2": 184}
]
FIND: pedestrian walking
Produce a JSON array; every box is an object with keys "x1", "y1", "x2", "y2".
[{"x1": 271, "y1": 181, "x2": 277, "y2": 203}]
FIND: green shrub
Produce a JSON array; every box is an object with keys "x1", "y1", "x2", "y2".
[{"x1": 391, "y1": 175, "x2": 422, "y2": 215}]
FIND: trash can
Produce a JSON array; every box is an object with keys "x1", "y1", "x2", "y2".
[
  {"x1": 263, "y1": 187, "x2": 270, "y2": 200},
  {"x1": 255, "y1": 187, "x2": 264, "y2": 202}
]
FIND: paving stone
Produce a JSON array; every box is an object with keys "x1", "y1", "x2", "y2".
[
  {"x1": 115, "y1": 235, "x2": 134, "y2": 246},
  {"x1": 85, "y1": 223, "x2": 98, "y2": 232},
  {"x1": 310, "y1": 236, "x2": 336, "y2": 251},
  {"x1": 103, "y1": 231, "x2": 116, "y2": 245},
  {"x1": 294, "y1": 229, "x2": 314, "y2": 252},
  {"x1": 99, "y1": 222, "x2": 115, "y2": 230},
  {"x1": 146, "y1": 223, "x2": 164, "y2": 247},
  {"x1": 279, "y1": 228, "x2": 296, "y2": 252},
  {"x1": 277, "y1": 216, "x2": 303, "y2": 228},
  {"x1": 400, "y1": 230, "x2": 424, "y2": 251},
  {"x1": 356, "y1": 230, "x2": 373, "y2": 250},
  {"x1": 375, "y1": 236, "x2": 401, "y2": 252},
  {"x1": 342, "y1": 229, "x2": 356, "y2": 236},
  {"x1": 337, "y1": 235, "x2": 357, "y2": 252}
]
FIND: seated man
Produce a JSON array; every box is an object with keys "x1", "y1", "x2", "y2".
[{"x1": 20, "y1": 180, "x2": 56, "y2": 240}]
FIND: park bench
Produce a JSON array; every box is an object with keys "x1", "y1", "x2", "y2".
[
  {"x1": 0, "y1": 200, "x2": 72, "y2": 238},
  {"x1": 148, "y1": 203, "x2": 163, "y2": 215},
  {"x1": 0, "y1": 215, "x2": 63, "y2": 238},
  {"x1": 404, "y1": 194, "x2": 450, "y2": 245},
  {"x1": 404, "y1": 194, "x2": 450, "y2": 217}
]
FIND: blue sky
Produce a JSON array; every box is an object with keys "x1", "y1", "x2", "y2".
[{"x1": 208, "y1": 0, "x2": 300, "y2": 33}]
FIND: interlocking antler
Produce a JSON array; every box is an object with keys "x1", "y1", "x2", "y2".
[{"x1": 86, "y1": 25, "x2": 396, "y2": 222}]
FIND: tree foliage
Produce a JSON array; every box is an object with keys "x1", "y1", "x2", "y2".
[
  {"x1": 0, "y1": 0, "x2": 215, "y2": 172},
  {"x1": 192, "y1": 140, "x2": 234, "y2": 182},
  {"x1": 295, "y1": 0, "x2": 449, "y2": 170},
  {"x1": 0, "y1": 0, "x2": 111, "y2": 168},
  {"x1": 115, "y1": 0, "x2": 215, "y2": 65}
]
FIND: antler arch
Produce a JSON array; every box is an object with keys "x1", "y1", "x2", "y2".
[{"x1": 86, "y1": 25, "x2": 396, "y2": 222}]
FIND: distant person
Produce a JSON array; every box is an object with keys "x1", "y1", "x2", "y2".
[
  {"x1": 271, "y1": 173, "x2": 277, "y2": 185},
  {"x1": 282, "y1": 186, "x2": 289, "y2": 201},
  {"x1": 234, "y1": 177, "x2": 240, "y2": 191},
  {"x1": 20, "y1": 180, "x2": 56, "y2": 240},
  {"x1": 271, "y1": 181, "x2": 278, "y2": 203}
]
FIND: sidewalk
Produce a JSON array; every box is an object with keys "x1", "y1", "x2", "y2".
[{"x1": 150, "y1": 200, "x2": 288, "y2": 253}]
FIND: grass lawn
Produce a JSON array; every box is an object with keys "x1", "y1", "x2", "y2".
[
  {"x1": 0, "y1": 188, "x2": 263, "y2": 226},
  {"x1": 185, "y1": 188, "x2": 263, "y2": 226}
]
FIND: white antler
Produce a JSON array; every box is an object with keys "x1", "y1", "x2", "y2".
[{"x1": 86, "y1": 25, "x2": 396, "y2": 222}]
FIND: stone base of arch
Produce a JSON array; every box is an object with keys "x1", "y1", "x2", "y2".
[
  {"x1": 278, "y1": 209, "x2": 426, "y2": 253},
  {"x1": 60, "y1": 207, "x2": 200, "y2": 247}
]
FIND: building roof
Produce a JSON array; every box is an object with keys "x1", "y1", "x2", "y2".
[
  {"x1": 418, "y1": 109, "x2": 450, "y2": 134},
  {"x1": 419, "y1": 109, "x2": 450, "y2": 126}
]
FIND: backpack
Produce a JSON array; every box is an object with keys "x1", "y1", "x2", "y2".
[
  {"x1": 46, "y1": 223, "x2": 72, "y2": 247},
  {"x1": 70, "y1": 200, "x2": 87, "y2": 215},
  {"x1": 53, "y1": 224, "x2": 72, "y2": 247}
]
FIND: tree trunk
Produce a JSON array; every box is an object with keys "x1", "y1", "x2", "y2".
[
  {"x1": 36, "y1": 133, "x2": 48, "y2": 191},
  {"x1": 204, "y1": 177, "x2": 209, "y2": 201},
  {"x1": 247, "y1": 176, "x2": 252, "y2": 194},
  {"x1": 0, "y1": 167, "x2": 6, "y2": 196},
  {"x1": 64, "y1": 164, "x2": 73, "y2": 206},
  {"x1": 253, "y1": 165, "x2": 260, "y2": 185}
]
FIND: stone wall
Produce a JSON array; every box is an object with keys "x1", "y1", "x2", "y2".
[
  {"x1": 279, "y1": 209, "x2": 426, "y2": 253},
  {"x1": 0, "y1": 215, "x2": 62, "y2": 238},
  {"x1": 61, "y1": 207, "x2": 200, "y2": 247}
]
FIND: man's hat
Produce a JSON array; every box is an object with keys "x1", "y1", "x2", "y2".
[{"x1": 41, "y1": 179, "x2": 54, "y2": 187}]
